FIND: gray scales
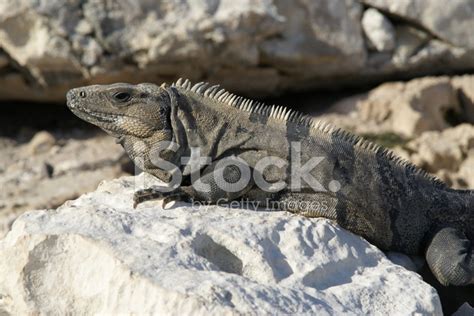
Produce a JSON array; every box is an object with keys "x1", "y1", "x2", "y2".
[{"x1": 67, "y1": 78, "x2": 474, "y2": 287}]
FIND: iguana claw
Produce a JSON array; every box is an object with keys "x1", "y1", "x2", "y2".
[{"x1": 133, "y1": 187, "x2": 191, "y2": 208}]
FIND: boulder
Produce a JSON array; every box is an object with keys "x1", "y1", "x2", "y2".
[
  {"x1": 0, "y1": 131, "x2": 128, "y2": 238},
  {"x1": 321, "y1": 75, "x2": 467, "y2": 137},
  {"x1": 26, "y1": 130, "x2": 56, "y2": 155},
  {"x1": 406, "y1": 124, "x2": 474, "y2": 173},
  {"x1": 0, "y1": 0, "x2": 473, "y2": 101},
  {"x1": 361, "y1": 0, "x2": 474, "y2": 49},
  {"x1": 377, "y1": 125, "x2": 474, "y2": 190},
  {"x1": 361, "y1": 8, "x2": 396, "y2": 52},
  {"x1": 452, "y1": 75, "x2": 474, "y2": 123},
  {"x1": 456, "y1": 154, "x2": 474, "y2": 188},
  {"x1": 0, "y1": 174, "x2": 442, "y2": 315},
  {"x1": 392, "y1": 25, "x2": 430, "y2": 65}
]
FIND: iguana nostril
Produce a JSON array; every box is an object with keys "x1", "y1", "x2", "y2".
[{"x1": 79, "y1": 91, "x2": 86, "y2": 98}]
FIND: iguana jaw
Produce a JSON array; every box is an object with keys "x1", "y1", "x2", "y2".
[
  {"x1": 67, "y1": 90, "x2": 117, "y2": 136},
  {"x1": 66, "y1": 88, "x2": 157, "y2": 139}
]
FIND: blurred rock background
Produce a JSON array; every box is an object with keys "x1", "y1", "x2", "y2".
[
  {"x1": 0, "y1": 0, "x2": 473, "y2": 100},
  {"x1": 0, "y1": 0, "x2": 473, "y2": 313}
]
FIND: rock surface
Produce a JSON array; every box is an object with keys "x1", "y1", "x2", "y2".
[
  {"x1": 0, "y1": 174, "x2": 442, "y2": 315},
  {"x1": 361, "y1": 0, "x2": 474, "y2": 49},
  {"x1": 361, "y1": 8, "x2": 396, "y2": 52},
  {"x1": 0, "y1": 0, "x2": 473, "y2": 101},
  {"x1": 0, "y1": 130, "x2": 130, "y2": 239},
  {"x1": 322, "y1": 75, "x2": 473, "y2": 137},
  {"x1": 401, "y1": 124, "x2": 474, "y2": 188}
]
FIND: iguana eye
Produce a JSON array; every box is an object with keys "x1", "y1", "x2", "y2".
[{"x1": 113, "y1": 92, "x2": 131, "y2": 102}]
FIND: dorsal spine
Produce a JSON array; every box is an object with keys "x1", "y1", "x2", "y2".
[{"x1": 171, "y1": 78, "x2": 446, "y2": 188}]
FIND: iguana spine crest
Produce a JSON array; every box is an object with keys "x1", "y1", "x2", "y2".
[{"x1": 172, "y1": 78, "x2": 445, "y2": 187}]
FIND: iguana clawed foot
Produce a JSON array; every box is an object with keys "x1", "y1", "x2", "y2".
[{"x1": 133, "y1": 187, "x2": 192, "y2": 208}]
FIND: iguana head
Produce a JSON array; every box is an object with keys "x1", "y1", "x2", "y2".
[{"x1": 66, "y1": 83, "x2": 172, "y2": 140}]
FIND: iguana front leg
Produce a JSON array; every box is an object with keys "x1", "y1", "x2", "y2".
[
  {"x1": 426, "y1": 227, "x2": 474, "y2": 286},
  {"x1": 134, "y1": 158, "x2": 254, "y2": 207},
  {"x1": 133, "y1": 186, "x2": 194, "y2": 208}
]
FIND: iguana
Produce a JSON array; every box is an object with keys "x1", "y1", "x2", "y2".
[{"x1": 66, "y1": 78, "x2": 474, "y2": 287}]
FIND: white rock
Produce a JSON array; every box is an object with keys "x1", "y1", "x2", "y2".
[
  {"x1": 26, "y1": 130, "x2": 56, "y2": 155},
  {"x1": 362, "y1": 8, "x2": 396, "y2": 52},
  {"x1": 452, "y1": 75, "x2": 474, "y2": 123},
  {"x1": 443, "y1": 151, "x2": 474, "y2": 189},
  {"x1": 385, "y1": 251, "x2": 424, "y2": 272},
  {"x1": 362, "y1": 0, "x2": 474, "y2": 49},
  {"x1": 406, "y1": 124, "x2": 474, "y2": 173},
  {"x1": 0, "y1": 135, "x2": 126, "y2": 238},
  {"x1": 75, "y1": 19, "x2": 93, "y2": 35},
  {"x1": 0, "y1": 174, "x2": 442, "y2": 315},
  {"x1": 321, "y1": 76, "x2": 464, "y2": 137},
  {"x1": 392, "y1": 25, "x2": 430, "y2": 64}
]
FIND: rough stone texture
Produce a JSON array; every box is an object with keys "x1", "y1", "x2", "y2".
[
  {"x1": 26, "y1": 130, "x2": 56, "y2": 154},
  {"x1": 392, "y1": 25, "x2": 430, "y2": 65},
  {"x1": 405, "y1": 124, "x2": 474, "y2": 173},
  {"x1": 361, "y1": 0, "x2": 474, "y2": 49},
  {"x1": 456, "y1": 155, "x2": 474, "y2": 189},
  {"x1": 361, "y1": 8, "x2": 395, "y2": 52},
  {"x1": 452, "y1": 75, "x2": 474, "y2": 123},
  {"x1": 321, "y1": 75, "x2": 469, "y2": 137},
  {"x1": 0, "y1": 0, "x2": 473, "y2": 101},
  {"x1": 0, "y1": 174, "x2": 442, "y2": 315},
  {"x1": 398, "y1": 125, "x2": 474, "y2": 189},
  {"x1": 0, "y1": 131, "x2": 129, "y2": 239}
]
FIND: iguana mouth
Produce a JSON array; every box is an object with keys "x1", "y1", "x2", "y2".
[
  {"x1": 80, "y1": 106, "x2": 118, "y2": 123},
  {"x1": 68, "y1": 99, "x2": 119, "y2": 124}
]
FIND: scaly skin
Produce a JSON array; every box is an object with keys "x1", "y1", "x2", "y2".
[{"x1": 67, "y1": 79, "x2": 474, "y2": 286}]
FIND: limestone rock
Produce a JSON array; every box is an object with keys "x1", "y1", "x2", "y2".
[
  {"x1": 0, "y1": 174, "x2": 442, "y2": 315},
  {"x1": 452, "y1": 75, "x2": 474, "y2": 123},
  {"x1": 367, "y1": 77, "x2": 459, "y2": 137},
  {"x1": 392, "y1": 25, "x2": 430, "y2": 64},
  {"x1": 0, "y1": 0, "x2": 473, "y2": 101},
  {"x1": 26, "y1": 130, "x2": 56, "y2": 155},
  {"x1": 259, "y1": 0, "x2": 365, "y2": 78},
  {"x1": 405, "y1": 124, "x2": 474, "y2": 173},
  {"x1": 385, "y1": 252, "x2": 425, "y2": 273},
  {"x1": 321, "y1": 75, "x2": 465, "y2": 137},
  {"x1": 0, "y1": 132, "x2": 128, "y2": 239},
  {"x1": 362, "y1": 0, "x2": 474, "y2": 49},
  {"x1": 445, "y1": 152, "x2": 474, "y2": 189},
  {"x1": 361, "y1": 8, "x2": 396, "y2": 52}
]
